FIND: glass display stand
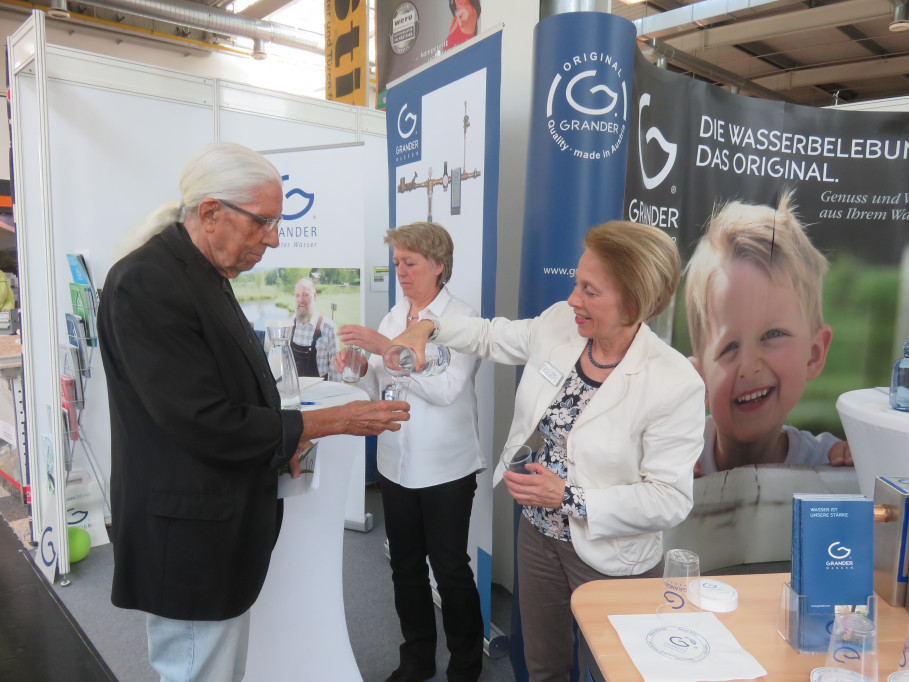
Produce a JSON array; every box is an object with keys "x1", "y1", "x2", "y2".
[{"x1": 776, "y1": 582, "x2": 877, "y2": 653}]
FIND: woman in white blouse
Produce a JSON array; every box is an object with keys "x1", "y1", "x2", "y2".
[
  {"x1": 393, "y1": 221, "x2": 706, "y2": 681},
  {"x1": 335, "y1": 222, "x2": 483, "y2": 682}
]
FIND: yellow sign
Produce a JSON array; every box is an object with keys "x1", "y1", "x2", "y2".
[{"x1": 324, "y1": 0, "x2": 368, "y2": 106}]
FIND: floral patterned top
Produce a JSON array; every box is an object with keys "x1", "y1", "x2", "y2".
[{"x1": 522, "y1": 360, "x2": 601, "y2": 541}]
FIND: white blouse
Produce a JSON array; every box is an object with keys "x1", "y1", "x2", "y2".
[{"x1": 360, "y1": 286, "x2": 484, "y2": 488}]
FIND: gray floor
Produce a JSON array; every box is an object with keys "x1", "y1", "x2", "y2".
[
  {"x1": 47, "y1": 485, "x2": 517, "y2": 682},
  {"x1": 3, "y1": 479, "x2": 786, "y2": 681}
]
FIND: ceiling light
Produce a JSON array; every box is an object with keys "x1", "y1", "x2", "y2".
[
  {"x1": 47, "y1": 0, "x2": 70, "y2": 19},
  {"x1": 891, "y1": 0, "x2": 909, "y2": 31}
]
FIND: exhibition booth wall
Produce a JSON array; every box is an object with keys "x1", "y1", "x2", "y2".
[
  {"x1": 0, "y1": 0, "x2": 538, "y2": 599},
  {"x1": 0, "y1": 6, "x2": 329, "y2": 185},
  {"x1": 7, "y1": 11, "x2": 392, "y2": 578},
  {"x1": 6, "y1": 4, "x2": 908, "y2": 678}
]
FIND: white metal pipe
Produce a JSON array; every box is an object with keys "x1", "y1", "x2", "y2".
[
  {"x1": 75, "y1": 0, "x2": 323, "y2": 53},
  {"x1": 540, "y1": 0, "x2": 596, "y2": 19}
]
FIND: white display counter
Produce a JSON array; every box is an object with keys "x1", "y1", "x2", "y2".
[
  {"x1": 837, "y1": 388, "x2": 909, "y2": 499},
  {"x1": 246, "y1": 381, "x2": 368, "y2": 681}
]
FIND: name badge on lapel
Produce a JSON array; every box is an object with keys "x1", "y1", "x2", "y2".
[{"x1": 539, "y1": 362, "x2": 562, "y2": 386}]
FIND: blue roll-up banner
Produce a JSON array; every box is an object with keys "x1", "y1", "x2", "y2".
[{"x1": 519, "y1": 12, "x2": 636, "y2": 319}]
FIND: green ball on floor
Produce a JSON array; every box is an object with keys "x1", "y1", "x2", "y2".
[{"x1": 67, "y1": 526, "x2": 91, "y2": 563}]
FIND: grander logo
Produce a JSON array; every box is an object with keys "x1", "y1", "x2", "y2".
[
  {"x1": 397, "y1": 103, "x2": 417, "y2": 139},
  {"x1": 828, "y1": 541, "x2": 851, "y2": 560},
  {"x1": 825, "y1": 540, "x2": 855, "y2": 568},
  {"x1": 544, "y1": 50, "x2": 628, "y2": 161},
  {"x1": 637, "y1": 93, "x2": 677, "y2": 190}
]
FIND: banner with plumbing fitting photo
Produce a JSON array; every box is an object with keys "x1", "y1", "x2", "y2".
[{"x1": 385, "y1": 27, "x2": 502, "y2": 642}]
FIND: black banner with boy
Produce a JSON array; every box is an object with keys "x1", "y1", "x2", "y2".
[{"x1": 624, "y1": 48, "x2": 909, "y2": 570}]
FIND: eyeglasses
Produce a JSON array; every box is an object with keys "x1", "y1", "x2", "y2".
[{"x1": 216, "y1": 199, "x2": 281, "y2": 232}]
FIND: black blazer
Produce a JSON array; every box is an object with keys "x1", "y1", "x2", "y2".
[{"x1": 98, "y1": 223, "x2": 303, "y2": 620}]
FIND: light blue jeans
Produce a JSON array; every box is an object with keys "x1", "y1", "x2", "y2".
[{"x1": 146, "y1": 610, "x2": 250, "y2": 682}]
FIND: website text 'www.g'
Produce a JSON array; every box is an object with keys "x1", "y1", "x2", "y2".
[{"x1": 542, "y1": 267, "x2": 576, "y2": 276}]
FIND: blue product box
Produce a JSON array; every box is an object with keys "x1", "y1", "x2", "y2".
[{"x1": 791, "y1": 493, "x2": 874, "y2": 652}]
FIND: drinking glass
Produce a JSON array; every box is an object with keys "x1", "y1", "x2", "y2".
[
  {"x1": 812, "y1": 612, "x2": 878, "y2": 682},
  {"x1": 382, "y1": 376, "x2": 411, "y2": 402},
  {"x1": 501, "y1": 445, "x2": 534, "y2": 474},
  {"x1": 341, "y1": 345, "x2": 365, "y2": 384},
  {"x1": 658, "y1": 549, "x2": 701, "y2": 618}
]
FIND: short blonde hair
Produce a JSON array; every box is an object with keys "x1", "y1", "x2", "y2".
[
  {"x1": 384, "y1": 222, "x2": 454, "y2": 287},
  {"x1": 584, "y1": 221, "x2": 681, "y2": 325},
  {"x1": 685, "y1": 190, "x2": 829, "y2": 357}
]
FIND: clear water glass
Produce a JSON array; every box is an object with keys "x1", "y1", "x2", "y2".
[
  {"x1": 501, "y1": 445, "x2": 534, "y2": 474},
  {"x1": 382, "y1": 376, "x2": 411, "y2": 402},
  {"x1": 341, "y1": 345, "x2": 365, "y2": 384},
  {"x1": 813, "y1": 613, "x2": 878, "y2": 682},
  {"x1": 658, "y1": 549, "x2": 702, "y2": 619}
]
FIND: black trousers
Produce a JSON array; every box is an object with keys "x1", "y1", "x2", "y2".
[{"x1": 381, "y1": 473, "x2": 483, "y2": 681}]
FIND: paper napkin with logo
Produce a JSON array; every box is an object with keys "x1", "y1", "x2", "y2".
[{"x1": 607, "y1": 612, "x2": 767, "y2": 682}]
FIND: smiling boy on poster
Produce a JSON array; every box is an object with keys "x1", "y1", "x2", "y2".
[{"x1": 684, "y1": 191, "x2": 853, "y2": 474}]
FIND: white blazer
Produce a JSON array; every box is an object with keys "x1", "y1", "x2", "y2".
[{"x1": 436, "y1": 301, "x2": 706, "y2": 576}]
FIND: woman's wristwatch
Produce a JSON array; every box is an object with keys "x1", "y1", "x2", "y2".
[{"x1": 428, "y1": 318, "x2": 440, "y2": 340}]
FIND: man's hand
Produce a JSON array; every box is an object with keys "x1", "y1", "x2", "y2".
[
  {"x1": 340, "y1": 400, "x2": 410, "y2": 435},
  {"x1": 289, "y1": 440, "x2": 315, "y2": 479},
  {"x1": 338, "y1": 324, "x2": 392, "y2": 356},
  {"x1": 301, "y1": 400, "x2": 410, "y2": 440}
]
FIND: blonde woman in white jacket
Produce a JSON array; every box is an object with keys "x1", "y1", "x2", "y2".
[{"x1": 393, "y1": 221, "x2": 706, "y2": 682}]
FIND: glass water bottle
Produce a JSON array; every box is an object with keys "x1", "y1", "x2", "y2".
[
  {"x1": 382, "y1": 343, "x2": 451, "y2": 377},
  {"x1": 266, "y1": 319, "x2": 301, "y2": 409},
  {"x1": 890, "y1": 340, "x2": 909, "y2": 412}
]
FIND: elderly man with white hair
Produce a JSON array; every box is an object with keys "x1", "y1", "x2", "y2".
[{"x1": 98, "y1": 141, "x2": 408, "y2": 682}]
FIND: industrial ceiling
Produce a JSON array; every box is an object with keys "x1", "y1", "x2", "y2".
[
  {"x1": 6, "y1": 0, "x2": 908, "y2": 107},
  {"x1": 614, "y1": 0, "x2": 908, "y2": 106}
]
